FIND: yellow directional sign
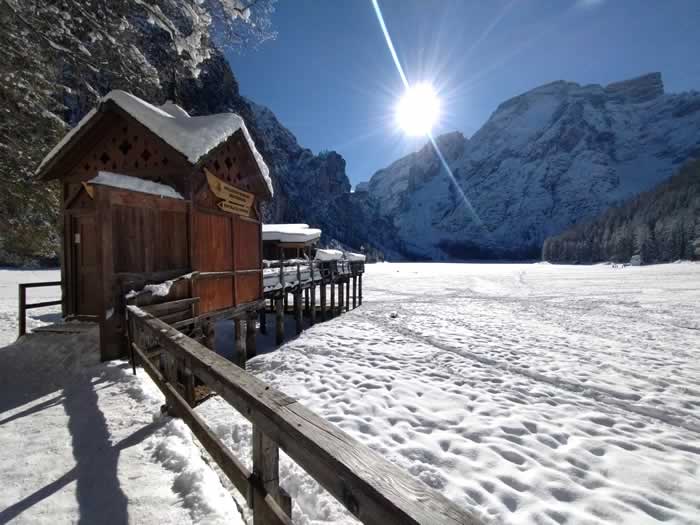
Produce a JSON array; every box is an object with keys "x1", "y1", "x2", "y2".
[{"x1": 205, "y1": 168, "x2": 254, "y2": 217}]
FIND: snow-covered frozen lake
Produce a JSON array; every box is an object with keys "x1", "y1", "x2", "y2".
[
  {"x1": 1, "y1": 262, "x2": 699, "y2": 524},
  {"x1": 202, "y1": 262, "x2": 700, "y2": 524}
]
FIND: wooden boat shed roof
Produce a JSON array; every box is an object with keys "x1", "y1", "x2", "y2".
[{"x1": 36, "y1": 90, "x2": 273, "y2": 199}]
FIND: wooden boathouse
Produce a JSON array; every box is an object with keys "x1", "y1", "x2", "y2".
[
  {"x1": 35, "y1": 90, "x2": 273, "y2": 360},
  {"x1": 24, "y1": 90, "x2": 478, "y2": 524},
  {"x1": 262, "y1": 223, "x2": 321, "y2": 259}
]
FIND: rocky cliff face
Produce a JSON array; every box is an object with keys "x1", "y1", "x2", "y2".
[
  {"x1": 369, "y1": 73, "x2": 700, "y2": 260},
  {"x1": 0, "y1": 0, "x2": 390, "y2": 264}
]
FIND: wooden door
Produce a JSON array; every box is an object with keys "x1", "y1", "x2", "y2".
[{"x1": 71, "y1": 214, "x2": 100, "y2": 316}]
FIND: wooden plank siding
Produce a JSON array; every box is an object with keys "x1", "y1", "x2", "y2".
[{"x1": 47, "y1": 98, "x2": 269, "y2": 360}]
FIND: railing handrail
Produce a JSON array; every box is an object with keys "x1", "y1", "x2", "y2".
[
  {"x1": 18, "y1": 281, "x2": 63, "y2": 337},
  {"x1": 127, "y1": 304, "x2": 480, "y2": 525}
]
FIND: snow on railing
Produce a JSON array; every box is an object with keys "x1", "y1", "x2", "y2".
[{"x1": 262, "y1": 257, "x2": 362, "y2": 292}]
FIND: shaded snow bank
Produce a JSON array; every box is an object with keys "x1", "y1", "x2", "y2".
[{"x1": 0, "y1": 316, "x2": 242, "y2": 524}]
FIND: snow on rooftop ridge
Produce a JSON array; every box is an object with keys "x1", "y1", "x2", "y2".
[
  {"x1": 315, "y1": 249, "x2": 343, "y2": 261},
  {"x1": 37, "y1": 91, "x2": 273, "y2": 197},
  {"x1": 90, "y1": 171, "x2": 184, "y2": 200},
  {"x1": 345, "y1": 252, "x2": 366, "y2": 262},
  {"x1": 262, "y1": 223, "x2": 321, "y2": 243}
]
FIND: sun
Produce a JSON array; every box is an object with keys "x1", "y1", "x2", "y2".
[{"x1": 395, "y1": 82, "x2": 441, "y2": 136}]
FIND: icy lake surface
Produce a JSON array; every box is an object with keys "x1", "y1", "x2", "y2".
[{"x1": 201, "y1": 262, "x2": 700, "y2": 524}]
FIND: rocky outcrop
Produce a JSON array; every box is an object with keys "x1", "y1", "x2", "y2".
[{"x1": 368, "y1": 73, "x2": 700, "y2": 260}]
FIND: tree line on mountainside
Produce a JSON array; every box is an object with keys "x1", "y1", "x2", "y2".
[{"x1": 542, "y1": 159, "x2": 700, "y2": 264}]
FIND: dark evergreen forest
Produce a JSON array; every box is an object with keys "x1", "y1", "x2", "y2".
[{"x1": 543, "y1": 159, "x2": 700, "y2": 264}]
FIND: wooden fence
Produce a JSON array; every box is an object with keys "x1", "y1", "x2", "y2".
[
  {"x1": 126, "y1": 304, "x2": 480, "y2": 525},
  {"x1": 18, "y1": 281, "x2": 62, "y2": 337}
]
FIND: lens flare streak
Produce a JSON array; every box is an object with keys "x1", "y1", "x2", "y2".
[{"x1": 370, "y1": 0, "x2": 484, "y2": 228}]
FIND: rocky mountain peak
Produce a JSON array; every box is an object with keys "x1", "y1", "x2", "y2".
[
  {"x1": 604, "y1": 72, "x2": 664, "y2": 103},
  {"x1": 368, "y1": 72, "x2": 700, "y2": 260}
]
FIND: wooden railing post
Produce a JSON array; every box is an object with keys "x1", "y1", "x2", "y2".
[
  {"x1": 18, "y1": 284, "x2": 26, "y2": 338},
  {"x1": 252, "y1": 426, "x2": 292, "y2": 525},
  {"x1": 15, "y1": 281, "x2": 63, "y2": 339}
]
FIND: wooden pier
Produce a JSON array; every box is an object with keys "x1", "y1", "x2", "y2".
[{"x1": 262, "y1": 258, "x2": 365, "y2": 345}]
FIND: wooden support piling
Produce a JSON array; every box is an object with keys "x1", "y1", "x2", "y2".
[
  {"x1": 345, "y1": 278, "x2": 350, "y2": 312},
  {"x1": 352, "y1": 275, "x2": 357, "y2": 309},
  {"x1": 205, "y1": 321, "x2": 216, "y2": 350},
  {"x1": 246, "y1": 312, "x2": 257, "y2": 360},
  {"x1": 294, "y1": 291, "x2": 303, "y2": 335},
  {"x1": 338, "y1": 277, "x2": 344, "y2": 313},
  {"x1": 235, "y1": 319, "x2": 246, "y2": 366},
  {"x1": 310, "y1": 263, "x2": 316, "y2": 325},
  {"x1": 359, "y1": 274, "x2": 363, "y2": 306},
  {"x1": 304, "y1": 288, "x2": 309, "y2": 315},
  {"x1": 275, "y1": 296, "x2": 284, "y2": 346},
  {"x1": 259, "y1": 309, "x2": 267, "y2": 335},
  {"x1": 320, "y1": 277, "x2": 327, "y2": 322},
  {"x1": 330, "y1": 277, "x2": 335, "y2": 318}
]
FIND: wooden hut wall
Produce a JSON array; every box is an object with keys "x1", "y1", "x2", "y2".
[
  {"x1": 192, "y1": 137, "x2": 263, "y2": 315},
  {"x1": 96, "y1": 185, "x2": 189, "y2": 360}
]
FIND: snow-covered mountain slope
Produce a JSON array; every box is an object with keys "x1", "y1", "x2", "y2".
[{"x1": 369, "y1": 73, "x2": 700, "y2": 259}]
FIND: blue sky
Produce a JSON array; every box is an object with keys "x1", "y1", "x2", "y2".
[{"x1": 227, "y1": 0, "x2": 700, "y2": 187}]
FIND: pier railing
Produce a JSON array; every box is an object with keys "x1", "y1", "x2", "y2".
[
  {"x1": 126, "y1": 304, "x2": 479, "y2": 525},
  {"x1": 17, "y1": 281, "x2": 62, "y2": 337}
]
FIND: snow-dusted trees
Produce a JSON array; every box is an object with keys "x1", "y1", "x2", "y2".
[
  {"x1": 0, "y1": 0, "x2": 276, "y2": 264},
  {"x1": 542, "y1": 159, "x2": 700, "y2": 264}
]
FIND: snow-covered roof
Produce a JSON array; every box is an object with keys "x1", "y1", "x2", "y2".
[
  {"x1": 37, "y1": 90, "x2": 273, "y2": 197},
  {"x1": 90, "y1": 171, "x2": 183, "y2": 200},
  {"x1": 345, "y1": 252, "x2": 366, "y2": 262},
  {"x1": 262, "y1": 223, "x2": 321, "y2": 243},
  {"x1": 315, "y1": 249, "x2": 344, "y2": 262}
]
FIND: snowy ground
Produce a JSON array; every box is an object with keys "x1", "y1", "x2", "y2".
[
  {"x1": 1, "y1": 263, "x2": 699, "y2": 524},
  {"x1": 201, "y1": 262, "x2": 700, "y2": 525}
]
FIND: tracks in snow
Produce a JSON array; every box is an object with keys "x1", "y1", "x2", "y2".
[{"x1": 361, "y1": 312, "x2": 700, "y2": 436}]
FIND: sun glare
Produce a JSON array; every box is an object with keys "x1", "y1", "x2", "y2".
[{"x1": 395, "y1": 83, "x2": 441, "y2": 136}]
